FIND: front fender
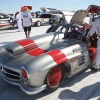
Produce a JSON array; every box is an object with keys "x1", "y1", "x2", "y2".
[{"x1": 24, "y1": 53, "x2": 57, "y2": 73}]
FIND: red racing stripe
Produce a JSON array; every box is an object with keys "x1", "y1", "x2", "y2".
[
  {"x1": 0, "y1": 24, "x2": 11, "y2": 28},
  {"x1": 46, "y1": 49, "x2": 68, "y2": 64},
  {"x1": 16, "y1": 39, "x2": 45, "y2": 56}
]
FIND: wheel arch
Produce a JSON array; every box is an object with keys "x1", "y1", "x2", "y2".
[
  {"x1": 63, "y1": 62, "x2": 72, "y2": 77},
  {"x1": 44, "y1": 63, "x2": 66, "y2": 91}
]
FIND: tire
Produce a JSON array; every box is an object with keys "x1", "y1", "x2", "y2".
[
  {"x1": 36, "y1": 21, "x2": 41, "y2": 27},
  {"x1": 45, "y1": 64, "x2": 65, "y2": 91}
]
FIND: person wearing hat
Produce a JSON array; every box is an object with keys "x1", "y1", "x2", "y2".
[{"x1": 21, "y1": 7, "x2": 33, "y2": 38}]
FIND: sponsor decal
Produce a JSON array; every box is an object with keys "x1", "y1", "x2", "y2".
[
  {"x1": 69, "y1": 57, "x2": 77, "y2": 63},
  {"x1": 72, "y1": 47, "x2": 82, "y2": 53},
  {"x1": 69, "y1": 57, "x2": 78, "y2": 69},
  {"x1": 78, "y1": 55, "x2": 86, "y2": 66}
]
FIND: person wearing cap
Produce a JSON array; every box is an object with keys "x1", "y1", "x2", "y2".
[
  {"x1": 16, "y1": 12, "x2": 22, "y2": 32},
  {"x1": 86, "y1": 16, "x2": 100, "y2": 71},
  {"x1": 12, "y1": 11, "x2": 19, "y2": 29},
  {"x1": 21, "y1": 7, "x2": 33, "y2": 38}
]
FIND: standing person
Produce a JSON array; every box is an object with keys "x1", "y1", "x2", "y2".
[
  {"x1": 12, "y1": 12, "x2": 18, "y2": 29},
  {"x1": 16, "y1": 12, "x2": 22, "y2": 32},
  {"x1": 31, "y1": 12, "x2": 36, "y2": 18},
  {"x1": 40, "y1": 8, "x2": 48, "y2": 22},
  {"x1": 60, "y1": 12, "x2": 67, "y2": 24},
  {"x1": 86, "y1": 16, "x2": 100, "y2": 71},
  {"x1": 21, "y1": 7, "x2": 32, "y2": 38}
]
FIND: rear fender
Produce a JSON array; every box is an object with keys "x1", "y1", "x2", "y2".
[{"x1": 24, "y1": 49, "x2": 68, "y2": 73}]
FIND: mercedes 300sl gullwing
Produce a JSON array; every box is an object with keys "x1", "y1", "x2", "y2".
[{"x1": 0, "y1": 5, "x2": 99, "y2": 95}]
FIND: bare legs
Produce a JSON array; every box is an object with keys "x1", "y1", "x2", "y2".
[
  {"x1": 25, "y1": 31, "x2": 31, "y2": 38},
  {"x1": 24, "y1": 26, "x2": 31, "y2": 38},
  {"x1": 27, "y1": 31, "x2": 30, "y2": 38},
  {"x1": 25, "y1": 32, "x2": 27, "y2": 38}
]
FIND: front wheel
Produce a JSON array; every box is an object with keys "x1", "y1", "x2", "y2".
[{"x1": 45, "y1": 64, "x2": 65, "y2": 91}]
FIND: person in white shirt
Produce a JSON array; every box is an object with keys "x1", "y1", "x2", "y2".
[
  {"x1": 16, "y1": 12, "x2": 22, "y2": 32},
  {"x1": 86, "y1": 16, "x2": 100, "y2": 71},
  {"x1": 21, "y1": 7, "x2": 32, "y2": 38}
]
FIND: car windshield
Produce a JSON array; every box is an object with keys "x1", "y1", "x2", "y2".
[{"x1": 51, "y1": 24, "x2": 83, "y2": 40}]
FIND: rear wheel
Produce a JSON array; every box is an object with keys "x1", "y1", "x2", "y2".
[
  {"x1": 36, "y1": 21, "x2": 41, "y2": 27},
  {"x1": 45, "y1": 64, "x2": 65, "y2": 91}
]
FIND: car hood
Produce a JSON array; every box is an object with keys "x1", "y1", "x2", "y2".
[{"x1": 70, "y1": 10, "x2": 88, "y2": 25}]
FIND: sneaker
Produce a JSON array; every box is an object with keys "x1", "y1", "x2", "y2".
[{"x1": 91, "y1": 67, "x2": 100, "y2": 72}]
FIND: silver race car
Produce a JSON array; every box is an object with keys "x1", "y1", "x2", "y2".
[{"x1": 0, "y1": 5, "x2": 99, "y2": 95}]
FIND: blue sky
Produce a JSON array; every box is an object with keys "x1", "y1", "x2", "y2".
[{"x1": 0, "y1": 0, "x2": 100, "y2": 14}]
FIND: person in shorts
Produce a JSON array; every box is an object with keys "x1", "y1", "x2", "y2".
[{"x1": 21, "y1": 7, "x2": 32, "y2": 38}]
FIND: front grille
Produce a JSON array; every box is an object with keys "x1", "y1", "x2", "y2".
[{"x1": 2, "y1": 68, "x2": 20, "y2": 80}]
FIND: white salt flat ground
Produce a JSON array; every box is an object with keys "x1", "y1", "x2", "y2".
[{"x1": 0, "y1": 26, "x2": 100, "y2": 100}]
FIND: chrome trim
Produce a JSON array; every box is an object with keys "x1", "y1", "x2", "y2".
[
  {"x1": 0, "y1": 70, "x2": 46, "y2": 95},
  {"x1": 3, "y1": 68, "x2": 20, "y2": 77}
]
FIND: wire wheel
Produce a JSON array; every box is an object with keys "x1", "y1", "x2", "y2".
[
  {"x1": 48, "y1": 66, "x2": 63, "y2": 86},
  {"x1": 45, "y1": 65, "x2": 65, "y2": 91}
]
